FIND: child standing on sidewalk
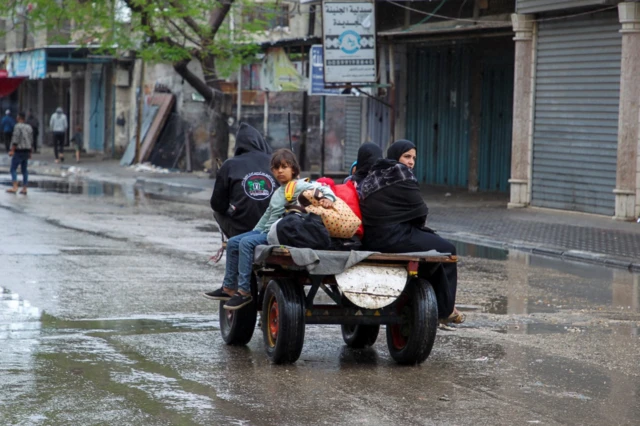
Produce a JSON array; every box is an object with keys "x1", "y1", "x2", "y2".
[{"x1": 208, "y1": 149, "x2": 336, "y2": 310}]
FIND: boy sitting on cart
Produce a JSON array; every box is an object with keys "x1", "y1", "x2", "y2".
[{"x1": 207, "y1": 149, "x2": 336, "y2": 310}]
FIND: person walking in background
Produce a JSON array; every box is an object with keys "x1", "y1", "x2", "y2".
[
  {"x1": 6, "y1": 112, "x2": 33, "y2": 195},
  {"x1": 2, "y1": 109, "x2": 16, "y2": 152},
  {"x1": 26, "y1": 110, "x2": 40, "y2": 153},
  {"x1": 70, "y1": 126, "x2": 83, "y2": 163},
  {"x1": 49, "y1": 107, "x2": 68, "y2": 163}
]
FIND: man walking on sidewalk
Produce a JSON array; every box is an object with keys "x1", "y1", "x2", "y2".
[
  {"x1": 26, "y1": 110, "x2": 40, "y2": 153},
  {"x1": 6, "y1": 112, "x2": 33, "y2": 195},
  {"x1": 49, "y1": 107, "x2": 68, "y2": 163},
  {"x1": 2, "y1": 109, "x2": 16, "y2": 152}
]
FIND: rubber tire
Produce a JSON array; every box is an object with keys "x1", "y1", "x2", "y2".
[
  {"x1": 341, "y1": 324, "x2": 380, "y2": 348},
  {"x1": 386, "y1": 278, "x2": 438, "y2": 365},
  {"x1": 262, "y1": 279, "x2": 306, "y2": 364},
  {"x1": 219, "y1": 299, "x2": 257, "y2": 346}
]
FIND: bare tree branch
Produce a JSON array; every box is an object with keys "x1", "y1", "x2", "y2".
[
  {"x1": 174, "y1": 57, "x2": 214, "y2": 102},
  {"x1": 208, "y1": 0, "x2": 235, "y2": 37},
  {"x1": 164, "y1": 17, "x2": 202, "y2": 48},
  {"x1": 167, "y1": 0, "x2": 205, "y2": 40}
]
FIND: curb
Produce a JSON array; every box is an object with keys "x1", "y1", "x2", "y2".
[{"x1": 438, "y1": 230, "x2": 640, "y2": 273}]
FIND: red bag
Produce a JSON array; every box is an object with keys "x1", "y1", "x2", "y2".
[{"x1": 317, "y1": 178, "x2": 364, "y2": 238}]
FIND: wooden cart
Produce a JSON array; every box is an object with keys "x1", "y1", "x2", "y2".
[{"x1": 218, "y1": 247, "x2": 457, "y2": 365}]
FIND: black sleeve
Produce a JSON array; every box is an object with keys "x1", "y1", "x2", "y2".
[{"x1": 210, "y1": 164, "x2": 230, "y2": 213}]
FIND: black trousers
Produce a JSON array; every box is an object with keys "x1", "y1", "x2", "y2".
[
  {"x1": 32, "y1": 129, "x2": 39, "y2": 152},
  {"x1": 53, "y1": 132, "x2": 65, "y2": 159},
  {"x1": 213, "y1": 211, "x2": 250, "y2": 238},
  {"x1": 363, "y1": 223, "x2": 458, "y2": 318},
  {"x1": 3, "y1": 132, "x2": 12, "y2": 151}
]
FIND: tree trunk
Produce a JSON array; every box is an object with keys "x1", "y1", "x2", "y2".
[{"x1": 209, "y1": 107, "x2": 230, "y2": 178}]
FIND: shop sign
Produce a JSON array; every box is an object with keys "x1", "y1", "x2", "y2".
[
  {"x1": 322, "y1": 1, "x2": 376, "y2": 83},
  {"x1": 259, "y1": 47, "x2": 306, "y2": 92},
  {"x1": 7, "y1": 49, "x2": 46, "y2": 79},
  {"x1": 309, "y1": 45, "x2": 342, "y2": 96}
]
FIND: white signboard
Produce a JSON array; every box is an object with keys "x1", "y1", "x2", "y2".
[{"x1": 322, "y1": 1, "x2": 376, "y2": 84}]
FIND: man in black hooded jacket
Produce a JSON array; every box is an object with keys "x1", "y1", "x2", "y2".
[{"x1": 210, "y1": 123, "x2": 277, "y2": 238}]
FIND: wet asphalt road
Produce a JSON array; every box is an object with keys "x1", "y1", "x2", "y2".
[{"x1": 1, "y1": 178, "x2": 639, "y2": 426}]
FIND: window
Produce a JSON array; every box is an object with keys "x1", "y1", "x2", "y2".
[{"x1": 244, "y1": 3, "x2": 289, "y2": 29}]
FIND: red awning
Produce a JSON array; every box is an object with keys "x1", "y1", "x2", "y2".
[{"x1": 0, "y1": 70, "x2": 26, "y2": 98}]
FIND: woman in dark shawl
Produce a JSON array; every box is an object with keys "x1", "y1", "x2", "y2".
[
  {"x1": 359, "y1": 140, "x2": 462, "y2": 323},
  {"x1": 352, "y1": 142, "x2": 383, "y2": 186}
]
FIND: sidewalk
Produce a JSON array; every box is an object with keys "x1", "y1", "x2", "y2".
[
  {"x1": 3, "y1": 147, "x2": 640, "y2": 271},
  {"x1": 422, "y1": 187, "x2": 640, "y2": 270}
]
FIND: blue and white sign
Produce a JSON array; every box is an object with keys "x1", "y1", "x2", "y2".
[
  {"x1": 322, "y1": 1, "x2": 376, "y2": 83},
  {"x1": 309, "y1": 45, "x2": 343, "y2": 96},
  {"x1": 7, "y1": 49, "x2": 47, "y2": 80}
]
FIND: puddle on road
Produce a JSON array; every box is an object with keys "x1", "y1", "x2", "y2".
[
  {"x1": 495, "y1": 323, "x2": 570, "y2": 335},
  {"x1": 494, "y1": 322, "x2": 640, "y2": 337},
  {"x1": 1, "y1": 178, "x2": 197, "y2": 201},
  {"x1": 452, "y1": 240, "x2": 508, "y2": 261},
  {"x1": 0, "y1": 286, "x2": 42, "y2": 337},
  {"x1": 482, "y1": 295, "x2": 559, "y2": 315},
  {"x1": 2, "y1": 179, "x2": 121, "y2": 195},
  {"x1": 1, "y1": 286, "x2": 218, "y2": 342},
  {"x1": 0, "y1": 286, "x2": 242, "y2": 425},
  {"x1": 450, "y1": 239, "x2": 640, "y2": 318},
  {"x1": 40, "y1": 312, "x2": 219, "y2": 335}
]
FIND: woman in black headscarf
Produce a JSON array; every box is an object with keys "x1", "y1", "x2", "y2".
[
  {"x1": 386, "y1": 139, "x2": 416, "y2": 170},
  {"x1": 359, "y1": 139, "x2": 462, "y2": 323},
  {"x1": 352, "y1": 142, "x2": 383, "y2": 186}
]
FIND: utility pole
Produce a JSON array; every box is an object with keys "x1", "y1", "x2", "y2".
[{"x1": 135, "y1": 59, "x2": 145, "y2": 164}]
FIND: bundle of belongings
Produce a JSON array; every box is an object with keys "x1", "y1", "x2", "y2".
[{"x1": 268, "y1": 180, "x2": 362, "y2": 251}]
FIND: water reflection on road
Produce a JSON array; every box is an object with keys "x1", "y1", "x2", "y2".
[{"x1": 1, "y1": 187, "x2": 639, "y2": 425}]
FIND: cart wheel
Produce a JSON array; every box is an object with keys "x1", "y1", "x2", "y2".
[
  {"x1": 386, "y1": 278, "x2": 438, "y2": 365},
  {"x1": 219, "y1": 300, "x2": 257, "y2": 346},
  {"x1": 219, "y1": 274, "x2": 259, "y2": 345},
  {"x1": 341, "y1": 324, "x2": 380, "y2": 348},
  {"x1": 262, "y1": 279, "x2": 305, "y2": 364}
]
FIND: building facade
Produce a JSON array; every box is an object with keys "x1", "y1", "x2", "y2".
[
  {"x1": 509, "y1": 0, "x2": 640, "y2": 220},
  {"x1": 370, "y1": 0, "x2": 517, "y2": 193}
]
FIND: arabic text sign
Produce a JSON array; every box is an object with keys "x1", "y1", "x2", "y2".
[
  {"x1": 309, "y1": 45, "x2": 342, "y2": 96},
  {"x1": 322, "y1": 1, "x2": 376, "y2": 83},
  {"x1": 7, "y1": 49, "x2": 46, "y2": 80}
]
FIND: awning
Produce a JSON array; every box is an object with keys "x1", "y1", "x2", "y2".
[
  {"x1": 378, "y1": 13, "x2": 512, "y2": 39},
  {"x1": 0, "y1": 70, "x2": 26, "y2": 98}
]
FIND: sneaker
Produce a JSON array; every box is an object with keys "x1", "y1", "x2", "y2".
[
  {"x1": 203, "y1": 287, "x2": 232, "y2": 301},
  {"x1": 223, "y1": 293, "x2": 253, "y2": 310}
]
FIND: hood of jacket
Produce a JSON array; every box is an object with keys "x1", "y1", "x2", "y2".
[{"x1": 234, "y1": 123, "x2": 272, "y2": 156}]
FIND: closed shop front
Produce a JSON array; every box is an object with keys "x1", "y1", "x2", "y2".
[
  {"x1": 407, "y1": 44, "x2": 471, "y2": 187},
  {"x1": 344, "y1": 97, "x2": 362, "y2": 169},
  {"x1": 406, "y1": 40, "x2": 514, "y2": 191},
  {"x1": 531, "y1": 12, "x2": 621, "y2": 215}
]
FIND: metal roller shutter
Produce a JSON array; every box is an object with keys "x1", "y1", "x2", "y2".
[
  {"x1": 531, "y1": 13, "x2": 621, "y2": 215},
  {"x1": 344, "y1": 97, "x2": 362, "y2": 170}
]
